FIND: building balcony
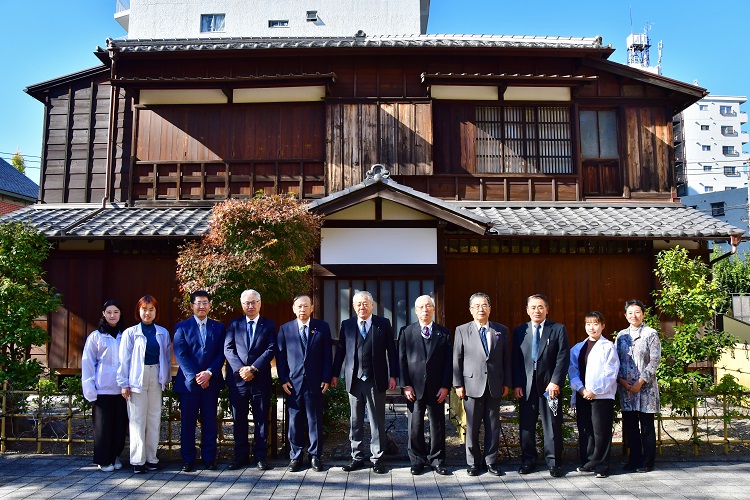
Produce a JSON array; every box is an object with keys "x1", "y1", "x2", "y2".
[
  {"x1": 741, "y1": 111, "x2": 748, "y2": 124},
  {"x1": 115, "y1": 0, "x2": 129, "y2": 32},
  {"x1": 741, "y1": 132, "x2": 749, "y2": 144}
]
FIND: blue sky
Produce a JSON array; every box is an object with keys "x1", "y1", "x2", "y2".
[{"x1": 2, "y1": 0, "x2": 748, "y2": 184}]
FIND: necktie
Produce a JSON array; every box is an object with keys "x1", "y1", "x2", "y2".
[
  {"x1": 532, "y1": 324, "x2": 541, "y2": 368},
  {"x1": 247, "y1": 320, "x2": 254, "y2": 349},
  {"x1": 200, "y1": 322, "x2": 206, "y2": 348},
  {"x1": 422, "y1": 326, "x2": 430, "y2": 339},
  {"x1": 479, "y1": 326, "x2": 489, "y2": 356},
  {"x1": 301, "y1": 325, "x2": 308, "y2": 354},
  {"x1": 360, "y1": 321, "x2": 367, "y2": 340}
]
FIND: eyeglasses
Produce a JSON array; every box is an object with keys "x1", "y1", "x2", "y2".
[
  {"x1": 193, "y1": 301, "x2": 210, "y2": 307},
  {"x1": 471, "y1": 304, "x2": 490, "y2": 310},
  {"x1": 242, "y1": 300, "x2": 260, "y2": 307},
  {"x1": 416, "y1": 304, "x2": 434, "y2": 310}
]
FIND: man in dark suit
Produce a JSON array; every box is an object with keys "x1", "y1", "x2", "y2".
[
  {"x1": 331, "y1": 290, "x2": 398, "y2": 474},
  {"x1": 173, "y1": 290, "x2": 227, "y2": 472},
  {"x1": 224, "y1": 289, "x2": 277, "y2": 471},
  {"x1": 453, "y1": 292, "x2": 511, "y2": 477},
  {"x1": 276, "y1": 295, "x2": 332, "y2": 473},
  {"x1": 513, "y1": 293, "x2": 570, "y2": 478},
  {"x1": 398, "y1": 295, "x2": 452, "y2": 476}
]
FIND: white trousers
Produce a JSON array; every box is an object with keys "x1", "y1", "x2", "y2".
[{"x1": 127, "y1": 364, "x2": 163, "y2": 465}]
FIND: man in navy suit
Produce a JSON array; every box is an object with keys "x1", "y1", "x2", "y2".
[
  {"x1": 398, "y1": 295, "x2": 452, "y2": 476},
  {"x1": 276, "y1": 295, "x2": 332, "y2": 472},
  {"x1": 224, "y1": 289, "x2": 277, "y2": 471},
  {"x1": 331, "y1": 291, "x2": 398, "y2": 474},
  {"x1": 513, "y1": 293, "x2": 570, "y2": 478},
  {"x1": 173, "y1": 290, "x2": 227, "y2": 472}
]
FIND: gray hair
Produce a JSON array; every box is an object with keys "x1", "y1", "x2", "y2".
[
  {"x1": 352, "y1": 290, "x2": 374, "y2": 304},
  {"x1": 241, "y1": 289, "x2": 261, "y2": 302},
  {"x1": 414, "y1": 295, "x2": 435, "y2": 308},
  {"x1": 469, "y1": 292, "x2": 491, "y2": 307}
]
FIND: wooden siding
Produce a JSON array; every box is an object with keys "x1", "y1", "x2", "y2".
[
  {"x1": 623, "y1": 106, "x2": 673, "y2": 193},
  {"x1": 326, "y1": 102, "x2": 433, "y2": 193},
  {"x1": 444, "y1": 252, "x2": 654, "y2": 345},
  {"x1": 41, "y1": 76, "x2": 132, "y2": 204}
]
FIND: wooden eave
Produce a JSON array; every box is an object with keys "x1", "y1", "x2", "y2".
[
  {"x1": 113, "y1": 72, "x2": 337, "y2": 89},
  {"x1": 421, "y1": 72, "x2": 598, "y2": 87}
]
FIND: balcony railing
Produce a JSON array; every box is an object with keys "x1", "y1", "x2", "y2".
[{"x1": 116, "y1": 0, "x2": 130, "y2": 13}]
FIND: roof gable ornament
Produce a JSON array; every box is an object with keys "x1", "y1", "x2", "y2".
[{"x1": 366, "y1": 164, "x2": 391, "y2": 181}]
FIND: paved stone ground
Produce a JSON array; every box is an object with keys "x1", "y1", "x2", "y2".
[{"x1": 1, "y1": 454, "x2": 750, "y2": 499}]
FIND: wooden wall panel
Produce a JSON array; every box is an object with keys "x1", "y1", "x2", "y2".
[{"x1": 444, "y1": 252, "x2": 653, "y2": 345}]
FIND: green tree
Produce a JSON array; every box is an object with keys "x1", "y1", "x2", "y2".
[
  {"x1": 0, "y1": 221, "x2": 61, "y2": 390},
  {"x1": 11, "y1": 150, "x2": 25, "y2": 174},
  {"x1": 711, "y1": 248, "x2": 750, "y2": 314},
  {"x1": 652, "y1": 246, "x2": 738, "y2": 415},
  {"x1": 175, "y1": 195, "x2": 322, "y2": 316}
]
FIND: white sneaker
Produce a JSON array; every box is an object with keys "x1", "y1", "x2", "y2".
[
  {"x1": 114, "y1": 458, "x2": 122, "y2": 470},
  {"x1": 98, "y1": 464, "x2": 115, "y2": 472}
]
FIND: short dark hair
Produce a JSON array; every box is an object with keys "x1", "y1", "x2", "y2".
[
  {"x1": 624, "y1": 299, "x2": 645, "y2": 313},
  {"x1": 191, "y1": 290, "x2": 211, "y2": 303},
  {"x1": 469, "y1": 292, "x2": 491, "y2": 307},
  {"x1": 527, "y1": 294, "x2": 549, "y2": 307},
  {"x1": 584, "y1": 311, "x2": 605, "y2": 324}
]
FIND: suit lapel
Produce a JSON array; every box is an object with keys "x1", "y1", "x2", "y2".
[
  {"x1": 538, "y1": 322, "x2": 551, "y2": 359},
  {"x1": 471, "y1": 322, "x2": 488, "y2": 359},
  {"x1": 426, "y1": 325, "x2": 438, "y2": 361}
]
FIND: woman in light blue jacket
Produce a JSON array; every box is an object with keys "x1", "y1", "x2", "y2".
[
  {"x1": 82, "y1": 300, "x2": 128, "y2": 472},
  {"x1": 117, "y1": 295, "x2": 172, "y2": 474},
  {"x1": 569, "y1": 311, "x2": 619, "y2": 478}
]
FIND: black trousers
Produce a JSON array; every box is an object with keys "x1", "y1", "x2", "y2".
[
  {"x1": 406, "y1": 396, "x2": 446, "y2": 467},
  {"x1": 519, "y1": 377, "x2": 564, "y2": 469},
  {"x1": 576, "y1": 398, "x2": 614, "y2": 474},
  {"x1": 92, "y1": 394, "x2": 128, "y2": 467},
  {"x1": 622, "y1": 410, "x2": 656, "y2": 468}
]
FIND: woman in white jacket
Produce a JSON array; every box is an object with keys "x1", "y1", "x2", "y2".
[
  {"x1": 117, "y1": 295, "x2": 172, "y2": 474},
  {"x1": 82, "y1": 300, "x2": 128, "y2": 472},
  {"x1": 568, "y1": 311, "x2": 619, "y2": 478}
]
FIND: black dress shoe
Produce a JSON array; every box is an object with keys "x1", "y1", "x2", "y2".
[
  {"x1": 145, "y1": 462, "x2": 160, "y2": 471},
  {"x1": 288, "y1": 459, "x2": 302, "y2": 472},
  {"x1": 576, "y1": 466, "x2": 594, "y2": 473},
  {"x1": 487, "y1": 463, "x2": 502, "y2": 476},
  {"x1": 549, "y1": 466, "x2": 563, "y2": 478},
  {"x1": 311, "y1": 458, "x2": 323, "y2": 472},
  {"x1": 434, "y1": 465, "x2": 450, "y2": 476},
  {"x1": 467, "y1": 465, "x2": 480, "y2": 476},
  {"x1": 410, "y1": 464, "x2": 424, "y2": 475},
  {"x1": 181, "y1": 462, "x2": 195, "y2": 472},
  {"x1": 372, "y1": 460, "x2": 386, "y2": 474},
  {"x1": 636, "y1": 465, "x2": 654, "y2": 473},
  {"x1": 205, "y1": 462, "x2": 217, "y2": 471},
  {"x1": 518, "y1": 464, "x2": 535, "y2": 475},
  {"x1": 257, "y1": 460, "x2": 269, "y2": 471},
  {"x1": 342, "y1": 459, "x2": 365, "y2": 472},
  {"x1": 228, "y1": 457, "x2": 249, "y2": 470}
]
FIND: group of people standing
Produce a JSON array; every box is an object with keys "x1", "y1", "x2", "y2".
[{"x1": 80, "y1": 289, "x2": 661, "y2": 479}]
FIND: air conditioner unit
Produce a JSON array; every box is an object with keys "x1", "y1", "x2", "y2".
[{"x1": 307, "y1": 10, "x2": 318, "y2": 22}]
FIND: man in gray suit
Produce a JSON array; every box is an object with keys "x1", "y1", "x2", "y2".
[
  {"x1": 512, "y1": 293, "x2": 570, "y2": 478},
  {"x1": 453, "y1": 292, "x2": 511, "y2": 477}
]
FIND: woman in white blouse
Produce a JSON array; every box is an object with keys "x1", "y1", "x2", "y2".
[
  {"x1": 81, "y1": 300, "x2": 128, "y2": 472},
  {"x1": 569, "y1": 311, "x2": 619, "y2": 478}
]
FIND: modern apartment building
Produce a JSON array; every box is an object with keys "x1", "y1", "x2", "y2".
[
  {"x1": 115, "y1": 0, "x2": 430, "y2": 38},
  {"x1": 674, "y1": 95, "x2": 750, "y2": 195}
]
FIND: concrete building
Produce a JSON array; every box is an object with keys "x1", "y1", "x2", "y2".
[
  {"x1": 681, "y1": 188, "x2": 748, "y2": 255},
  {"x1": 115, "y1": 0, "x2": 430, "y2": 38},
  {"x1": 674, "y1": 95, "x2": 750, "y2": 196}
]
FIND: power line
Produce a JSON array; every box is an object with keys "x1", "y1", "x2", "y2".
[{"x1": 0, "y1": 150, "x2": 41, "y2": 159}]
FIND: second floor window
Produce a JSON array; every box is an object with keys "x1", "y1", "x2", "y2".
[
  {"x1": 269, "y1": 19, "x2": 290, "y2": 28},
  {"x1": 711, "y1": 202, "x2": 725, "y2": 216},
  {"x1": 475, "y1": 106, "x2": 572, "y2": 174},
  {"x1": 724, "y1": 166, "x2": 738, "y2": 176},
  {"x1": 721, "y1": 125, "x2": 734, "y2": 135},
  {"x1": 720, "y1": 105, "x2": 733, "y2": 115},
  {"x1": 723, "y1": 146, "x2": 736, "y2": 155},
  {"x1": 705, "y1": 186, "x2": 714, "y2": 193},
  {"x1": 200, "y1": 14, "x2": 225, "y2": 32}
]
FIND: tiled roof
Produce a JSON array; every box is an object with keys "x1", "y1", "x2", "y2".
[
  {"x1": 457, "y1": 203, "x2": 744, "y2": 238},
  {"x1": 1, "y1": 205, "x2": 211, "y2": 238},
  {"x1": 105, "y1": 34, "x2": 607, "y2": 54},
  {"x1": 0, "y1": 158, "x2": 39, "y2": 200}
]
